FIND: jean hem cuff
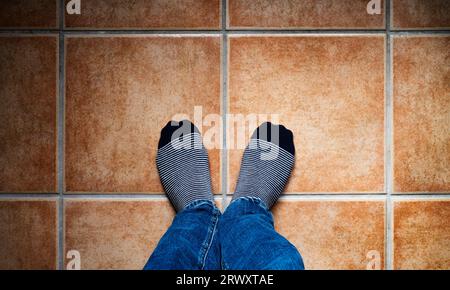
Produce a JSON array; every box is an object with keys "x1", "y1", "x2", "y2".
[
  {"x1": 230, "y1": 196, "x2": 269, "y2": 211},
  {"x1": 183, "y1": 199, "x2": 217, "y2": 211}
]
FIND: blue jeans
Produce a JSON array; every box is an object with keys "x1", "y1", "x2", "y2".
[{"x1": 144, "y1": 197, "x2": 304, "y2": 270}]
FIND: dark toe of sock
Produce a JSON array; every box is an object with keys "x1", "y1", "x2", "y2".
[
  {"x1": 251, "y1": 122, "x2": 295, "y2": 155},
  {"x1": 158, "y1": 119, "x2": 200, "y2": 149}
]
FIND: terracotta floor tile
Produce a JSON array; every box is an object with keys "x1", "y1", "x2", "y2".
[
  {"x1": 227, "y1": 0, "x2": 385, "y2": 29},
  {"x1": 64, "y1": 0, "x2": 221, "y2": 29},
  {"x1": 272, "y1": 199, "x2": 385, "y2": 269},
  {"x1": 392, "y1": 0, "x2": 450, "y2": 29},
  {"x1": 64, "y1": 199, "x2": 176, "y2": 270},
  {"x1": 393, "y1": 199, "x2": 450, "y2": 269},
  {"x1": 393, "y1": 36, "x2": 450, "y2": 193},
  {"x1": 65, "y1": 36, "x2": 221, "y2": 193},
  {"x1": 0, "y1": 199, "x2": 57, "y2": 269},
  {"x1": 228, "y1": 36, "x2": 385, "y2": 193},
  {"x1": 0, "y1": 36, "x2": 58, "y2": 193},
  {"x1": 0, "y1": 0, "x2": 58, "y2": 28}
]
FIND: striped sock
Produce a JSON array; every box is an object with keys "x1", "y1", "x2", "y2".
[
  {"x1": 156, "y1": 120, "x2": 213, "y2": 212},
  {"x1": 232, "y1": 122, "x2": 295, "y2": 209}
]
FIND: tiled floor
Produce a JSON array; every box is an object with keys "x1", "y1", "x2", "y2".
[
  {"x1": 392, "y1": 35, "x2": 450, "y2": 193},
  {"x1": 64, "y1": 199, "x2": 175, "y2": 269},
  {"x1": 393, "y1": 199, "x2": 450, "y2": 269},
  {"x1": 228, "y1": 35, "x2": 385, "y2": 193},
  {"x1": 0, "y1": 35, "x2": 58, "y2": 192},
  {"x1": 272, "y1": 199, "x2": 386, "y2": 270},
  {"x1": 0, "y1": 0, "x2": 448, "y2": 270},
  {"x1": 0, "y1": 200, "x2": 58, "y2": 269},
  {"x1": 65, "y1": 35, "x2": 221, "y2": 193}
]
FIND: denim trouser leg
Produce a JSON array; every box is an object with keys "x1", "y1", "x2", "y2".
[
  {"x1": 218, "y1": 197, "x2": 304, "y2": 270},
  {"x1": 143, "y1": 200, "x2": 221, "y2": 270}
]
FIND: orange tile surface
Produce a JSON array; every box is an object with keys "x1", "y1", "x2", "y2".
[
  {"x1": 392, "y1": 0, "x2": 450, "y2": 29},
  {"x1": 228, "y1": 0, "x2": 385, "y2": 29},
  {"x1": 64, "y1": 199, "x2": 175, "y2": 269},
  {"x1": 228, "y1": 35, "x2": 385, "y2": 193},
  {"x1": 0, "y1": 0, "x2": 58, "y2": 28},
  {"x1": 272, "y1": 200, "x2": 385, "y2": 269},
  {"x1": 0, "y1": 36, "x2": 58, "y2": 193},
  {"x1": 393, "y1": 200, "x2": 450, "y2": 269},
  {"x1": 65, "y1": 36, "x2": 221, "y2": 193},
  {"x1": 64, "y1": 0, "x2": 221, "y2": 29},
  {"x1": 0, "y1": 200, "x2": 57, "y2": 269},
  {"x1": 393, "y1": 36, "x2": 450, "y2": 193}
]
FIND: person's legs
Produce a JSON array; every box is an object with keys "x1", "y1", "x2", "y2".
[
  {"x1": 219, "y1": 197, "x2": 303, "y2": 270},
  {"x1": 219, "y1": 122, "x2": 304, "y2": 270},
  {"x1": 143, "y1": 120, "x2": 220, "y2": 270},
  {"x1": 144, "y1": 200, "x2": 221, "y2": 270}
]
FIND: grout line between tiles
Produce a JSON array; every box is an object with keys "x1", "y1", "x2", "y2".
[
  {"x1": 385, "y1": 0, "x2": 393, "y2": 270},
  {"x1": 221, "y1": 0, "x2": 229, "y2": 211},
  {"x1": 0, "y1": 194, "x2": 59, "y2": 199},
  {"x1": 63, "y1": 195, "x2": 170, "y2": 200},
  {"x1": 226, "y1": 30, "x2": 388, "y2": 34},
  {"x1": 1, "y1": 30, "x2": 448, "y2": 35},
  {"x1": 278, "y1": 195, "x2": 386, "y2": 201},
  {"x1": 390, "y1": 195, "x2": 450, "y2": 201},
  {"x1": 1, "y1": 192, "x2": 447, "y2": 199},
  {"x1": 62, "y1": 197, "x2": 224, "y2": 203},
  {"x1": 62, "y1": 194, "x2": 169, "y2": 199},
  {"x1": 1, "y1": 193, "x2": 448, "y2": 199},
  {"x1": 57, "y1": 0, "x2": 65, "y2": 270},
  {"x1": 227, "y1": 192, "x2": 389, "y2": 196},
  {"x1": 390, "y1": 30, "x2": 450, "y2": 35}
]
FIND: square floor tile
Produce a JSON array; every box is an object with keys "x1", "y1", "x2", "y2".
[
  {"x1": 227, "y1": 0, "x2": 385, "y2": 29},
  {"x1": 0, "y1": 199, "x2": 58, "y2": 269},
  {"x1": 0, "y1": 36, "x2": 58, "y2": 193},
  {"x1": 0, "y1": 0, "x2": 58, "y2": 28},
  {"x1": 272, "y1": 199, "x2": 385, "y2": 269},
  {"x1": 228, "y1": 35, "x2": 385, "y2": 193},
  {"x1": 64, "y1": 0, "x2": 221, "y2": 29},
  {"x1": 392, "y1": 0, "x2": 450, "y2": 29},
  {"x1": 64, "y1": 199, "x2": 175, "y2": 269},
  {"x1": 65, "y1": 36, "x2": 221, "y2": 193},
  {"x1": 393, "y1": 199, "x2": 450, "y2": 269},
  {"x1": 393, "y1": 36, "x2": 450, "y2": 193}
]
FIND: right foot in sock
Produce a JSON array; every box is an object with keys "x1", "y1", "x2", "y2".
[
  {"x1": 232, "y1": 122, "x2": 295, "y2": 209},
  {"x1": 156, "y1": 120, "x2": 213, "y2": 212}
]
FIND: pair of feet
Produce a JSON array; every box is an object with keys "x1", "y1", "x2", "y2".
[{"x1": 157, "y1": 120, "x2": 295, "y2": 211}]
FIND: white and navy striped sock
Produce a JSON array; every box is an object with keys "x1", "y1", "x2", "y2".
[
  {"x1": 156, "y1": 120, "x2": 213, "y2": 212},
  {"x1": 232, "y1": 122, "x2": 295, "y2": 209}
]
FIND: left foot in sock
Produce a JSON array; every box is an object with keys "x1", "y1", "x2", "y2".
[
  {"x1": 156, "y1": 120, "x2": 213, "y2": 212},
  {"x1": 232, "y1": 122, "x2": 295, "y2": 209}
]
